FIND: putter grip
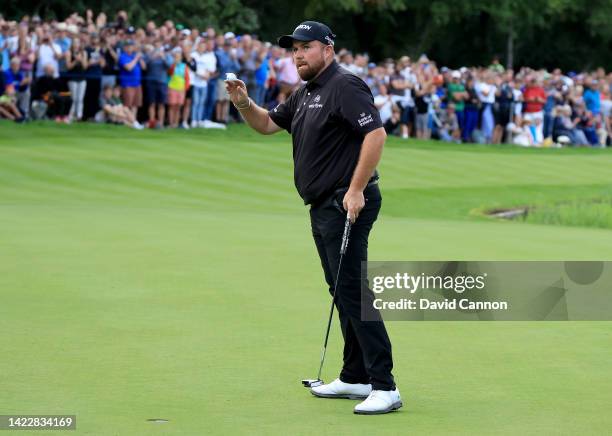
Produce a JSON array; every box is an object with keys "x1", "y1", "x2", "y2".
[{"x1": 340, "y1": 217, "x2": 351, "y2": 255}]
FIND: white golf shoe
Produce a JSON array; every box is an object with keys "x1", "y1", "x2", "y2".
[
  {"x1": 354, "y1": 388, "x2": 403, "y2": 415},
  {"x1": 310, "y1": 378, "x2": 372, "y2": 399}
]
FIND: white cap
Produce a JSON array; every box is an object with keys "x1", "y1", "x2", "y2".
[
  {"x1": 181, "y1": 29, "x2": 191, "y2": 36},
  {"x1": 224, "y1": 31, "x2": 236, "y2": 39},
  {"x1": 451, "y1": 71, "x2": 461, "y2": 79}
]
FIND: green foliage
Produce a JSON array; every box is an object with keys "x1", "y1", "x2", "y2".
[{"x1": 2, "y1": 0, "x2": 611, "y2": 69}]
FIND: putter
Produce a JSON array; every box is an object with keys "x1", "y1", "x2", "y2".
[{"x1": 302, "y1": 213, "x2": 352, "y2": 388}]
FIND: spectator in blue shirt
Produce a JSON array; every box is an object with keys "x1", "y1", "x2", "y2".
[
  {"x1": 583, "y1": 79, "x2": 601, "y2": 116},
  {"x1": 118, "y1": 40, "x2": 146, "y2": 115},
  {"x1": 214, "y1": 38, "x2": 240, "y2": 123},
  {"x1": 144, "y1": 41, "x2": 172, "y2": 127},
  {"x1": 0, "y1": 23, "x2": 11, "y2": 71},
  {"x1": 4, "y1": 57, "x2": 31, "y2": 116},
  {"x1": 253, "y1": 43, "x2": 271, "y2": 107}
]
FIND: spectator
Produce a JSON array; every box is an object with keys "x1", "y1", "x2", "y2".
[
  {"x1": 118, "y1": 39, "x2": 145, "y2": 116},
  {"x1": 100, "y1": 34, "x2": 119, "y2": 92},
  {"x1": 583, "y1": 78, "x2": 601, "y2": 122},
  {"x1": 190, "y1": 39, "x2": 211, "y2": 127},
  {"x1": 181, "y1": 39, "x2": 195, "y2": 129},
  {"x1": 4, "y1": 57, "x2": 31, "y2": 118},
  {"x1": 463, "y1": 76, "x2": 480, "y2": 142},
  {"x1": 414, "y1": 79, "x2": 433, "y2": 139},
  {"x1": 552, "y1": 105, "x2": 589, "y2": 146},
  {"x1": 83, "y1": 33, "x2": 104, "y2": 119},
  {"x1": 489, "y1": 55, "x2": 505, "y2": 73},
  {"x1": 522, "y1": 76, "x2": 546, "y2": 141},
  {"x1": 55, "y1": 24, "x2": 73, "y2": 85},
  {"x1": 0, "y1": 22, "x2": 10, "y2": 71},
  {"x1": 31, "y1": 64, "x2": 72, "y2": 121},
  {"x1": 389, "y1": 64, "x2": 415, "y2": 139},
  {"x1": 253, "y1": 41, "x2": 271, "y2": 107},
  {"x1": 202, "y1": 36, "x2": 219, "y2": 122},
  {"x1": 215, "y1": 37, "x2": 240, "y2": 123},
  {"x1": 0, "y1": 71, "x2": 25, "y2": 122},
  {"x1": 511, "y1": 78, "x2": 524, "y2": 125},
  {"x1": 573, "y1": 103, "x2": 598, "y2": 145},
  {"x1": 167, "y1": 47, "x2": 190, "y2": 128},
  {"x1": 66, "y1": 37, "x2": 88, "y2": 121},
  {"x1": 96, "y1": 84, "x2": 143, "y2": 129},
  {"x1": 144, "y1": 40, "x2": 171, "y2": 128},
  {"x1": 447, "y1": 71, "x2": 468, "y2": 136},
  {"x1": 275, "y1": 48, "x2": 299, "y2": 103},
  {"x1": 494, "y1": 75, "x2": 514, "y2": 143},
  {"x1": 507, "y1": 118, "x2": 538, "y2": 147},
  {"x1": 476, "y1": 73, "x2": 497, "y2": 143},
  {"x1": 35, "y1": 32, "x2": 62, "y2": 78},
  {"x1": 15, "y1": 23, "x2": 35, "y2": 117},
  {"x1": 435, "y1": 102, "x2": 461, "y2": 143},
  {"x1": 373, "y1": 84, "x2": 395, "y2": 127},
  {"x1": 238, "y1": 34, "x2": 257, "y2": 96}
]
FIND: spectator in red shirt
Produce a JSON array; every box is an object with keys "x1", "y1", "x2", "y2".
[{"x1": 522, "y1": 76, "x2": 546, "y2": 139}]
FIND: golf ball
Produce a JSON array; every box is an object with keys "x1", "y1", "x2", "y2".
[{"x1": 225, "y1": 73, "x2": 238, "y2": 81}]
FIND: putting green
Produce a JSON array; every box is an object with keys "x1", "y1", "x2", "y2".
[{"x1": 1, "y1": 122, "x2": 611, "y2": 435}]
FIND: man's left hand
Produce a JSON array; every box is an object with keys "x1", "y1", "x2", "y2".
[{"x1": 343, "y1": 189, "x2": 365, "y2": 223}]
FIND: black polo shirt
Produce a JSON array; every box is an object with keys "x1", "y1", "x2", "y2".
[{"x1": 268, "y1": 61, "x2": 382, "y2": 205}]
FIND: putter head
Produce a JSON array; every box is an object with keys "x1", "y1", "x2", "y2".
[{"x1": 302, "y1": 378, "x2": 324, "y2": 388}]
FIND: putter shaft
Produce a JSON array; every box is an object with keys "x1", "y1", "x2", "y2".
[{"x1": 315, "y1": 215, "x2": 352, "y2": 381}]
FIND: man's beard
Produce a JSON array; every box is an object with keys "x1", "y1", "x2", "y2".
[{"x1": 297, "y1": 57, "x2": 326, "y2": 81}]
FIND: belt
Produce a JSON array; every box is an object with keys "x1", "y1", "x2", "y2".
[
  {"x1": 334, "y1": 176, "x2": 379, "y2": 194},
  {"x1": 311, "y1": 177, "x2": 379, "y2": 209}
]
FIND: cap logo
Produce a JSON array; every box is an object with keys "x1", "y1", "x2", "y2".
[
  {"x1": 296, "y1": 24, "x2": 312, "y2": 31},
  {"x1": 324, "y1": 35, "x2": 334, "y2": 46}
]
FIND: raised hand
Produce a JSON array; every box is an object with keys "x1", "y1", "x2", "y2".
[{"x1": 225, "y1": 79, "x2": 249, "y2": 108}]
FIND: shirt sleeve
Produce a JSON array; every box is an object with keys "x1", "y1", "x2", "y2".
[
  {"x1": 119, "y1": 54, "x2": 128, "y2": 68},
  {"x1": 268, "y1": 90, "x2": 297, "y2": 133},
  {"x1": 337, "y1": 75, "x2": 383, "y2": 135}
]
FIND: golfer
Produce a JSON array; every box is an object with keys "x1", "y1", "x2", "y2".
[{"x1": 225, "y1": 21, "x2": 401, "y2": 415}]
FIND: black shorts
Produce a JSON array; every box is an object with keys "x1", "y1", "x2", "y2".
[
  {"x1": 146, "y1": 81, "x2": 167, "y2": 104},
  {"x1": 495, "y1": 105, "x2": 511, "y2": 126},
  {"x1": 400, "y1": 105, "x2": 414, "y2": 125}
]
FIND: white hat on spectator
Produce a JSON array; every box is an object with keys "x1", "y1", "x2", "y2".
[
  {"x1": 224, "y1": 31, "x2": 236, "y2": 39},
  {"x1": 451, "y1": 71, "x2": 461, "y2": 79},
  {"x1": 56, "y1": 22, "x2": 67, "y2": 31},
  {"x1": 181, "y1": 29, "x2": 191, "y2": 36},
  {"x1": 67, "y1": 24, "x2": 78, "y2": 34}
]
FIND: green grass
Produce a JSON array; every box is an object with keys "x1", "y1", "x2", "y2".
[
  {"x1": 1, "y1": 121, "x2": 612, "y2": 435},
  {"x1": 526, "y1": 198, "x2": 612, "y2": 229}
]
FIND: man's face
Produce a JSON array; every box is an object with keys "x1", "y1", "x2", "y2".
[{"x1": 292, "y1": 40, "x2": 328, "y2": 81}]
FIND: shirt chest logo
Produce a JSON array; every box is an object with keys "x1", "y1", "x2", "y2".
[{"x1": 308, "y1": 94, "x2": 323, "y2": 109}]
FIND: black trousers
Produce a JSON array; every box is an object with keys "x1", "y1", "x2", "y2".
[{"x1": 309, "y1": 183, "x2": 395, "y2": 391}]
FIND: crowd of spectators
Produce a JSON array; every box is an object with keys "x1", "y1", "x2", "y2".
[{"x1": 1, "y1": 10, "x2": 611, "y2": 146}]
